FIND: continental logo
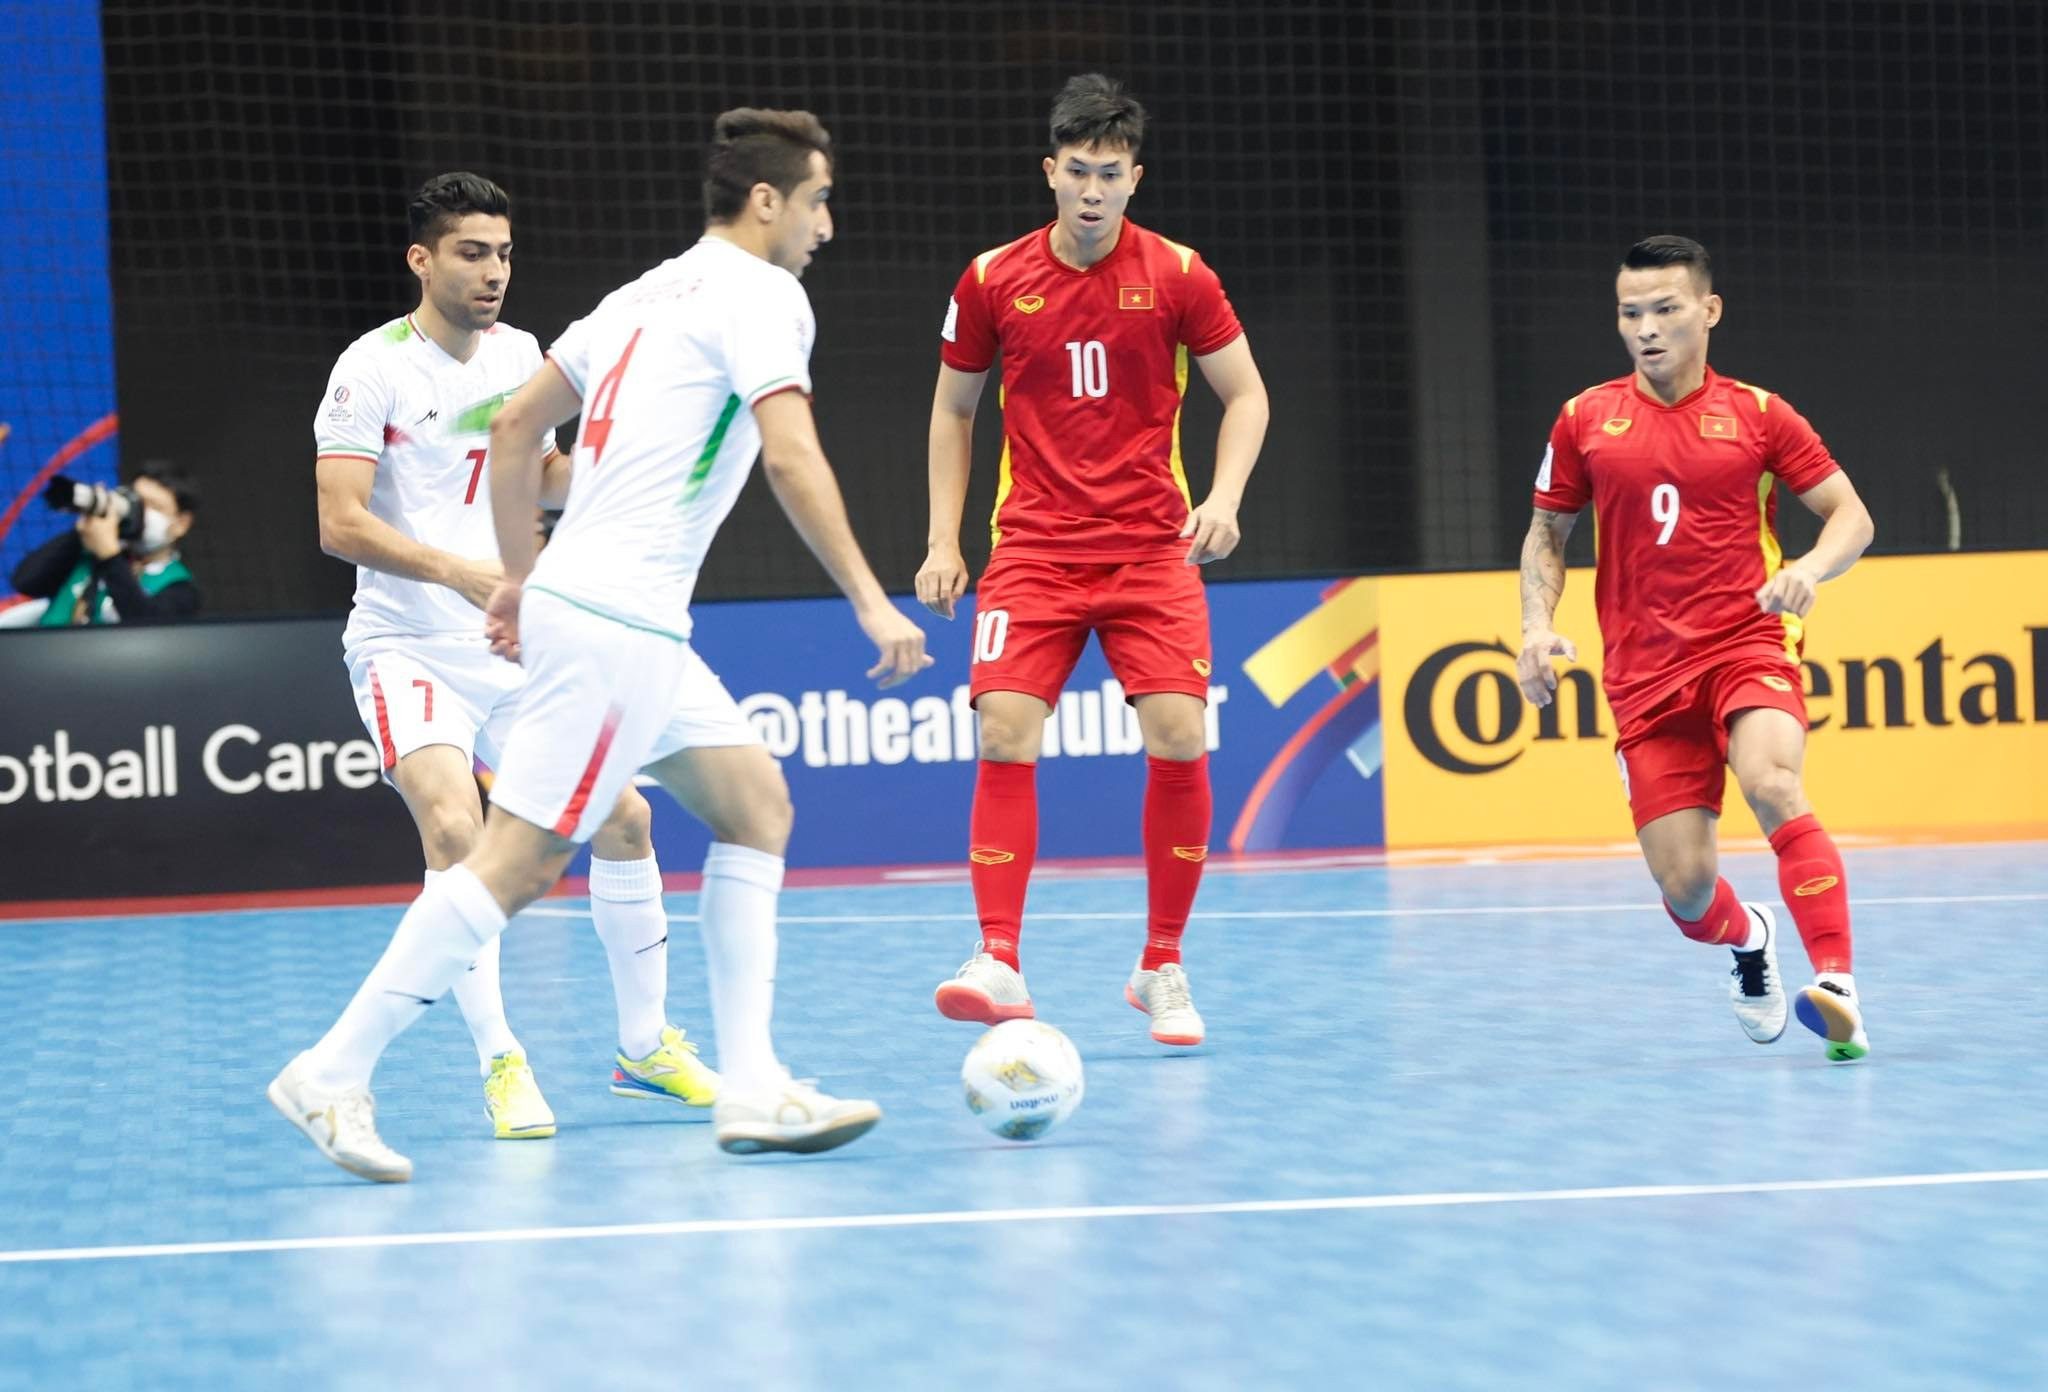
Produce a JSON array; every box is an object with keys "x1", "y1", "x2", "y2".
[
  {"x1": 1601, "y1": 418, "x2": 1632, "y2": 436},
  {"x1": 1013, "y1": 295, "x2": 1045, "y2": 314},
  {"x1": 1794, "y1": 875, "x2": 1840, "y2": 896},
  {"x1": 1171, "y1": 845, "x2": 1209, "y2": 862},
  {"x1": 1403, "y1": 640, "x2": 1604, "y2": 774},
  {"x1": 969, "y1": 848, "x2": 1017, "y2": 865},
  {"x1": 1401, "y1": 629, "x2": 2048, "y2": 774}
]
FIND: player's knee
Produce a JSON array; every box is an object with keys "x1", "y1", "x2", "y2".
[
  {"x1": 1142, "y1": 723, "x2": 1208, "y2": 762},
  {"x1": 592, "y1": 788, "x2": 653, "y2": 860},
  {"x1": 1743, "y1": 765, "x2": 1805, "y2": 824},
  {"x1": 419, "y1": 804, "x2": 483, "y2": 867},
  {"x1": 716, "y1": 768, "x2": 794, "y2": 854},
  {"x1": 976, "y1": 717, "x2": 1042, "y2": 763},
  {"x1": 1650, "y1": 855, "x2": 1717, "y2": 913}
]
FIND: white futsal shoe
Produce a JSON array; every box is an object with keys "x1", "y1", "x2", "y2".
[
  {"x1": 713, "y1": 1072, "x2": 883, "y2": 1155},
  {"x1": 934, "y1": 944, "x2": 1035, "y2": 1024},
  {"x1": 267, "y1": 1053, "x2": 412, "y2": 1183},
  {"x1": 1126, "y1": 960, "x2": 1207, "y2": 1047},
  {"x1": 1728, "y1": 903, "x2": 1788, "y2": 1044}
]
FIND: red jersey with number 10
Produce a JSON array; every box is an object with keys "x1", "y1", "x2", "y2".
[
  {"x1": 940, "y1": 221, "x2": 1244, "y2": 562},
  {"x1": 1532, "y1": 367, "x2": 1841, "y2": 728}
]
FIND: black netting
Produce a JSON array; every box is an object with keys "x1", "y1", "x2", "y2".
[{"x1": 92, "y1": 1, "x2": 2048, "y2": 616}]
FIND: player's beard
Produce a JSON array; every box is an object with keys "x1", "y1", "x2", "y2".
[{"x1": 440, "y1": 290, "x2": 498, "y2": 333}]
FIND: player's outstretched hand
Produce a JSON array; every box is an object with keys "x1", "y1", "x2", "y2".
[
  {"x1": 1756, "y1": 563, "x2": 1819, "y2": 618},
  {"x1": 915, "y1": 543, "x2": 971, "y2": 619},
  {"x1": 1181, "y1": 497, "x2": 1242, "y2": 566},
  {"x1": 483, "y1": 580, "x2": 524, "y2": 665},
  {"x1": 859, "y1": 601, "x2": 934, "y2": 689},
  {"x1": 1516, "y1": 628, "x2": 1577, "y2": 707}
]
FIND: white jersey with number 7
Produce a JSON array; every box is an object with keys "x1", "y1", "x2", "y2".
[
  {"x1": 316, "y1": 315, "x2": 555, "y2": 649},
  {"x1": 531, "y1": 236, "x2": 816, "y2": 642}
]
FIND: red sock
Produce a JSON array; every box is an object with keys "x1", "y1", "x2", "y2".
[
  {"x1": 1141, "y1": 754, "x2": 1211, "y2": 970},
  {"x1": 1769, "y1": 813, "x2": 1853, "y2": 974},
  {"x1": 969, "y1": 759, "x2": 1036, "y2": 969},
  {"x1": 1664, "y1": 877, "x2": 1749, "y2": 946}
]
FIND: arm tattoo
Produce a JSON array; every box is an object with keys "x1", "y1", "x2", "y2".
[{"x1": 1519, "y1": 508, "x2": 1573, "y2": 633}]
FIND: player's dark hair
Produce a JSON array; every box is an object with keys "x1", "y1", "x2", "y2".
[
  {"x1": 703, "y1": 108, "x2": 833, "y2": 224},
  {"x1": 1049, "y1": 73, "x2": 1146, "y2": 156},
  {"x1": 1621, "y1": 235, "x2": 1712, "y2": 289},
  {"x1": 136, "y1": 461, "x2": 200, "y2": 516},
  {"x1": 408, "y1": 172, "x2": 511, "y2": 249}
]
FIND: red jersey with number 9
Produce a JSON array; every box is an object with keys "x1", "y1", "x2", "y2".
[
  {"x1": 1532, "y1": 366, "x2": 1841, "y2": 728},
  {"x1": 940, "y1": 221, "x2": 1244, "y2": 562}
]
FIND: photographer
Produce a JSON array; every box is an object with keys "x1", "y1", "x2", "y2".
[{"x1": 9, "y1": 464, "x2": 202, "y2": 625}]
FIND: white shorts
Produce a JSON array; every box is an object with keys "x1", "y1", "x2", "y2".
[
  {"x1": 345, "y1": 635, "x2": 526, "y2": 778},
  {"x1": 487, "y1": 589, "x2": 760, "y2": 842}
]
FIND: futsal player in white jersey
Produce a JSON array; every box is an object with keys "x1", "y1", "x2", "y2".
[
  {"x1": 272, "y1": 110, "x2": 929, "y2": 1180},
  {"x1": 306, "y1": 172, "x2": 718, "y2": 1147}
]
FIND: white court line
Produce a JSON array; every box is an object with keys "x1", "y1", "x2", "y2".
[
  {"x1": 4, "y1": 1168, "x2": 2043, "y2": 1267},
  {"x1": 519, "y1": 890, "x2": 2048, "y2": 926}
]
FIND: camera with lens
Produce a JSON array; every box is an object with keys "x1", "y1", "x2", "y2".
[{"x1": 44, "y1": 475, "x2": 145, "y2": 544}]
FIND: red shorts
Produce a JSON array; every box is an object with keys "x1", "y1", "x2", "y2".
[
  {"x1": 969, "y1": 556, "x2": 1212, "y2": 707},
  {"x1": 1614, "y1": 655, "x2": 1808, "y2": 830}
]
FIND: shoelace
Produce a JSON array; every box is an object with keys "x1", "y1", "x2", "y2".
[
  {"x1": 1729, "y1": 950, "x2": 1772, "y2": 999},
  {"x1": 1150, "y1": 966, "x2": 1195, "y2": 1014},
  {"x1": 334, "y1": 1089, "x2": 383, "y2": 1147}
]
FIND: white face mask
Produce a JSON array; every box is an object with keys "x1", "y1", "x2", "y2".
[{"x1": 139, "y1": 507, "x2": 177, "y2": 552}]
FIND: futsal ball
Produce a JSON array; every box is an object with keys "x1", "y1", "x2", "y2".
[{"x1": 961, "y1": 1020, "x2": 1085, "y2": 1141}]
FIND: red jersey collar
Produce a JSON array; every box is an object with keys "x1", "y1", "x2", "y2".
[
  {"x1": 1037, "y1": 219, "x2": 1140, "y2": 277},
  {"x1": 1629, "y1": 364, "x2": 1719, "y2": 411}
]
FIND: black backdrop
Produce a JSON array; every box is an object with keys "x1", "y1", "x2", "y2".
[{"x1": 100, "y1": 1, "x2": 2048, "y2": 616}]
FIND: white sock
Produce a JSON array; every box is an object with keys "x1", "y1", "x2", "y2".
[
  {"x1": 437, "y1": 870, "x2": 521, "y2": 1073},
  {"x1": 305, "y1": 864, "x2": 508, "y2": 1092},
  {"x1": 698, "y1": 842, "x2": 785, "y2": 1093},
  {"x1": 1734, "y1": 905, "x2": 1767, "y2": 954},
  {"x1": 590, "y1": 853, "x2": 669, "y2": 1059}
]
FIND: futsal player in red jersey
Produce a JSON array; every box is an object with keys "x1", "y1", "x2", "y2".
[
  {"x1": 1518, "y1": 235, "x2": 1877, "y2": 1062},
  {"x1": 915, "y1": 74, "x2": 1270, "y2": 1046}
]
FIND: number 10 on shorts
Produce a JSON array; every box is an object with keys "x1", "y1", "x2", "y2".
[{"x1": 973, "y1": 609, "x2": 1009, "y2": 663}]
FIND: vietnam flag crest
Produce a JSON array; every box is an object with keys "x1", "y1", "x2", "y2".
[
  {"x1": 1700, "y1": 414, "x2": 1739, "y2": 439},
  {"x1": 1119, "y1": 285, "x2": 1154, "y2": 310}
]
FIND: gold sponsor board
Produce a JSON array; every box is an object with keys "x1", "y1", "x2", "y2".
[{"x1": 1378, "y1": 552, "x2": 2048, "y2": 846}]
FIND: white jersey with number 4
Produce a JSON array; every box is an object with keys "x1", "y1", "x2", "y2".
[
  {"x1": 315, "y1": 315, "x2": 555, "y2": 650},
  {"x1": 532, "y1": 236, "x2": 814, "y2": 640}
]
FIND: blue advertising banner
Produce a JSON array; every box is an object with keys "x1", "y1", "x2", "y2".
[
  {"x1": 0, "y1": 1, "x2": 119, "y2": 585},
  {"x1": 0, "y1": 580, "x2": 1383, "y2": 905},
  {"x1": 643, "y1": 577, "x2": 1384, "y2": 872}
]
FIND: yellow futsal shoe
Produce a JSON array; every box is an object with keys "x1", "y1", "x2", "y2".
[
  {"x1": 484, "y1": 1051, "x2": 557, "y2": 1139},
  {"x1": 610, "y1": 1024, "x2": 721, "y2": 1111}
]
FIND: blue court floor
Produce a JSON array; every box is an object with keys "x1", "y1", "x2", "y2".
[{"x1": 2, "y1": 840, "x2": 2045, "y2": 1390}]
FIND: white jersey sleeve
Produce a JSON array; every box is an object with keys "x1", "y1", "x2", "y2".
[
  {"x1": 315, "y1": 346, "x2": 395, "y2": 462},
  {"x1": 727, "y1": 274, "x2": 815, "y2": 407},
  {"x1": 546, "y1": 314, "x2": 596, "y2": 397}
]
